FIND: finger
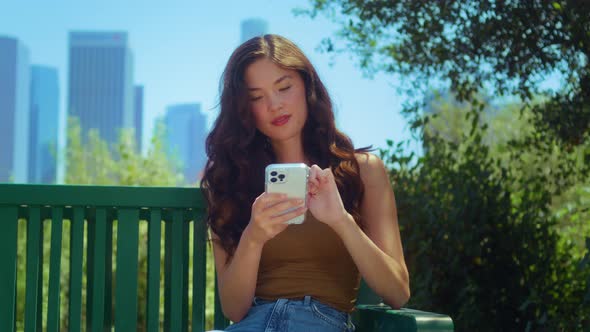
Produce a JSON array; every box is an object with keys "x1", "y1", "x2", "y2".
[
  {"x1": 253, "y1": 192, "x2": 287, "y2": 212},
  {"x1": 308, "y1": 165, "x2": 321, "y2": 190},
  {"x1": 264, "y1": 192, "x2": 289, "y2": 200},
  {"x1": 319, "y1": 168, "x2": 333, "y2": 184},
  {"x1": 308, "y1": 177, "x2": 320, "y2": 193},
  {"x1": 264, "y1": 198, "x2": 305, "y2": 217},
  {"x1": 272, "y1": 205, "x2": 308, "y2": 224},
  {"x1": 309, "y1": 164, "x2": 322, "y2": 180},
  {"x1": 255, "y1": 192, "x2": 287, "y2": 205}
]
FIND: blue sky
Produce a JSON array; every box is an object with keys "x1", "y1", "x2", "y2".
[{"x1": 2, "y1": 0, "x2": 419, "y2": 157}]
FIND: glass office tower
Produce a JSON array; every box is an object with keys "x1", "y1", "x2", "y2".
[
  {"x1": 164, "y1": 103, "x2": 207, "y2": 184},
  {"x1": 29, "y1": 65, "x2": 59, "y2": 183},
  {"x1": 68, "y1": 31, "x2": 134, "y2": 145},
  {"x1": 0, "y1": 36, "x2": 30, "y2": 183},
  {"x1": 241, "y1": 18, "x2": 269, "y2": 43}
]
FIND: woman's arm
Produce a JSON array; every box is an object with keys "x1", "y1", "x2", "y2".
[
  {"x1": 307, "y1": 153, "x2": 410, "y2": 308},
  {"x1": 340, "y1": 153, "x2": 410, "y2": 308},
  {"x1": 211, "y1": 228, "x2": 263, "y2": 323},
  {"x1": 211, "y1": 193, "x2": 307, "y2": 322}
]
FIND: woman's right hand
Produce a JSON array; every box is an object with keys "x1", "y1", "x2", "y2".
[{"x1": 243, "y1": 192, "x2": 307, "y2": 246}]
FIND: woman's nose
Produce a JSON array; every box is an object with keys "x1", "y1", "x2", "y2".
[{"x1": 268, "y1": 92, "x2": 282, "y2": 112}]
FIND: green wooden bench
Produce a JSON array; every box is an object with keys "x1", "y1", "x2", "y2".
[{"x1": 0, "y1": 184, "x2": 453, "y2": 331}]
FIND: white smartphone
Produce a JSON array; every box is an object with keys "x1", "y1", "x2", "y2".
[{"x1": 265, "y1": 163, "x2": 309, "y2": 224}]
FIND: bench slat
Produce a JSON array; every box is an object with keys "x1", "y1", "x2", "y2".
[
  {"x1": 164, "y1": 218, "x2": 171, "y2": 331},
  {"x1": 183, "y1": 218, "x2": 189, "y2": 331},
  {"x1": 104, "y1": 217, "x2": 113, "y2": 329},
  {"x1": 0, "y1": 206, "x2": 18, "y2": 332},
  {"x1": 68, "y1": 207, "x2": 84, "y2": 331},
  {"x1": 170, "y1": 210, "x2": 184, "y2": 331},
  {"x1": 36, "y1": 220, "x2": 44, "y2": 332},
  {"x1": 90, "y1": 208, "x2": 107, "y2": 332},
  {"x1": 47, "y1": 208, "x2": 63, "y2": 332},
  {"x1": 192, "y1": 211, "x2": 206, "y2": 331},
  {"x1": 24, "y1": 207, "x2": 42, "y2": 332},
  {"x1": 115, "y1": 208, "x2": 140, "y2": 331},
  {"x1": 147, "y1": 209, "x2": 162, "y2": 332}
]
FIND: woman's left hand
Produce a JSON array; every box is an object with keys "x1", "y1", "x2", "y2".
[{"x1": 307, "y1": 164, "x2": 350, "y2": 227}]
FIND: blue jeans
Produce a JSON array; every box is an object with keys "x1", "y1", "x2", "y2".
[{"x1": 210, "y1": 296, "x2": 355, "y2": 332}]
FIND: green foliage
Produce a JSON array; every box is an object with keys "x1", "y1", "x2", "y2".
[
  {"x1": 429, "y1": 92, "x2": 590, "y2": 256},
  {"x1": 300, "y1": 0, "x2": 590, "y2": 147},
  {"x1": 15, "y1": 117, "x2": 219, "y2": 330},
  {"x1": 553, "y1": 181, "x2": 590, "y2": 260},
  {"x1": 63, "y1": 116, "x2": 216, "y2": 328},
  {"x1": 65, "y1": 117, "x2": 184, "y2": 186},
  {"x1": 301, "y1": 1, "x2": 590, "y2": 327},
  {"x1": 380, "y1": 107, "x2": 590, "y2": 330},
  {"x1": 383, "y1": 93, "x2": 590, "y2": 330},
  {"x1": 426, "y1": 92, "x2": 590, "y2": 195}
]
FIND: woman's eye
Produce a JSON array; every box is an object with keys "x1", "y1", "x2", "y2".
[
  {"x1": 250, "y1": 96, "x2": 262, "y2": 101},
  {"x1": 279, "y1": 85, "x2": 292, "y2": 92}
]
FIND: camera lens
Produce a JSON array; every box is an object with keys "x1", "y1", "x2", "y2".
[
  {"x1": 270, "y1": 177, "x2": 277, "y2": 183},
  {"x1": 270, "y1": 171, "x2": 278, "y2": 176}
]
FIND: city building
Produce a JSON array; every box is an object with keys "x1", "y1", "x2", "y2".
[
  {"x1": 163, "y1": 103, "x2": 207, "y2": 184},
  {"x1": 67, "y1": 31, "x2": 134, "y2": 145},
  {"x1": 0, "y1": 36, "x2": 30, "y2": 183},
  {"x1": 241, "y1": 18, "x2": 269, "y2": 43},
  {"x1": 29, "y1": 65, "x2": 59, "y2": 183}
]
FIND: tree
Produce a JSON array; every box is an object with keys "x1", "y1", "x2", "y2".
[
  {"x1": 65, "y1": 118, "x2": 220, "y2": 329},
  {"x1": 425, "y1": 92, "x2": 588, "y2": 195},
  {"x1": 299, "y1": 2, "x2": 590, "y2": 329},
  {"x1": 299, "y1": 0, "x2": 590, "y2": 147},
  {"x1": 426, "y1": 91, "x2": 590, "y2": 256},
  {"x1": 65, "y1": 117, "x2": 184, "y2": 186},
  {"x1": 17, "y1": 117, "x2": 193, "y2": 330},
  {"x1": 380, "y1": 117, "x2": 590, "y2": 330}
]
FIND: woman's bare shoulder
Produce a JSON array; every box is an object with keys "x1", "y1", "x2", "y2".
[{"x1": 354, "y1": 152, "x2": 388, "y2": 183}]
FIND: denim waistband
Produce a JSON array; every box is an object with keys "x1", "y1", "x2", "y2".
[
  {"x1": 253, "y1": 295, "x2": 318, "y2": 307},
  {"x1": 240, "y1": 295, "x2": 355, "y2": 332}
]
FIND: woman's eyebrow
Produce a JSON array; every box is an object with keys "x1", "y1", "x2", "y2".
[
  {"x1": 248, "y1": 75, "x2": 292, "y2": 91},
  {"x1": 274, "y1": 74, "x2": 292, "y2": 85}
]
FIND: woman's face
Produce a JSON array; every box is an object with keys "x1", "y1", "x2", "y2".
[{"x1": 244, "y1": 57, "x2": 308, "y2": 145}]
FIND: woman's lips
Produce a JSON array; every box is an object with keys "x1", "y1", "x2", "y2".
[{"x1": 272, "y1": 114, "x2": 291, "y2": 126}]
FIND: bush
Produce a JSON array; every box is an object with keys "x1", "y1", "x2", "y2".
[{"x1": 380, "y1": 110, "x2": 590, "y2": 331}]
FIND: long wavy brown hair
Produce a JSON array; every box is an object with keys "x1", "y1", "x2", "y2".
[{"x1": 201, "y1": 34, "x2": 370, "y2": 257}]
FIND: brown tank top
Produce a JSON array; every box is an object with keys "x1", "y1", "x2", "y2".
[{"x1": 255, "y1": 212, "x2": 361, "y2": 312}]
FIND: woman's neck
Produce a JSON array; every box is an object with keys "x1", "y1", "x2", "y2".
[{"x1": 271, "y1": 137, "x2": 308, "y2": 164}]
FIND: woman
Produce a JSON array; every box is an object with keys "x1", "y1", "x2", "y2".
[{"x1": 201, "y1": 34, "x2": 410, "y2": 332}]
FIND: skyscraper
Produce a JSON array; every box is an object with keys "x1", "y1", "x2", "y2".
[
  {"x1": 134, "y1": 85, "x2": 143, "y2": 152},
  {"x1": 67, "y1": 31, "x2": 134, "y2": 146},
  {"x1": 0, "y1": 36, "x2": 30, "y2": 183},
  {"x1": 241, "y1": 18, "x2": 269, "y2": 43},
  {"x1": 164, "y1": 103, "x2": 207, "y2": 184},
  {"x1": 29, "y1": 65, "x2": 59, "y2": 184}
]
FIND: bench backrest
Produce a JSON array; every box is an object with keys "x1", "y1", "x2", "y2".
[
  {"x1": 0, "y1": 184, "x2": 381, "y2": 332},
  {"x1": 0, "y1": 184, "x2": 227, "y2": 332}
]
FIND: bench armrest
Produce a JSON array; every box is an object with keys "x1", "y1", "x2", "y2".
[{"x1": 353, "y1": 304, "x2": 454, "y2": 332}]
